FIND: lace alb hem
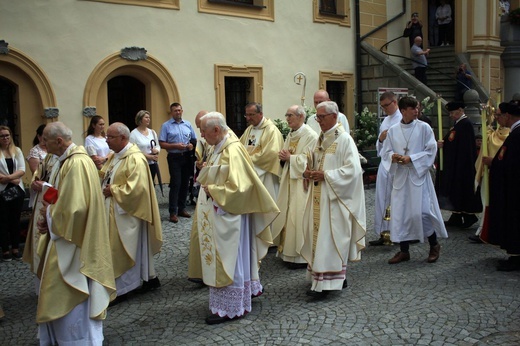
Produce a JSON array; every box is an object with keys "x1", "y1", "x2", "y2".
[{"x1": 209, "y1": 280, "x2": 262, "y2": 319}]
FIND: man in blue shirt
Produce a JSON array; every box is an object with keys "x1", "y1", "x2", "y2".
[{"x1": 159, "y1": 102, "x2": 197, "y2": 223}]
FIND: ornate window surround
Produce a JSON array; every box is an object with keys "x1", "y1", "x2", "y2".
[
  {"x1": 214, "y1": 64, "x2": 263, "y2": 113},
  {"x1": 313, "y1": 0, "x2": 350, "y2": 27},
  {"x1": 319, "y1": 70, "x2": 354, "y2": 128},
  {"x1": 85, "y1": 0, "x2": 179, "y2": 10},
  {"x1": 199, "y1": 0, "x2": 274, "y2": 21}
]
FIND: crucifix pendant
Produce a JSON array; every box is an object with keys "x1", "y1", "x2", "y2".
[{"x1": 403, "y1": 147, "x2": 409, "y2": 155}]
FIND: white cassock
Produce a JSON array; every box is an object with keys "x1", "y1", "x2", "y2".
[
  {"x1": 373, "y1": 110, "x2": 402, "y2": 235},
  {"x1": 301, "y1": 124, "x2": 366, "y2": 292},
  {"x1": 382, "y1": 120, "x2": 448, "y2": 242},
  {"x1": 272, "y1": 124, "x2": 318, "y2": 264}
]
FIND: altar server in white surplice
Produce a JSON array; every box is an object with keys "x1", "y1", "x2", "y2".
[
  {"x1": 369, "y1": 91, "x2": 403, "y2": 246},
  {"x1": 382, "y1": 96, "x2": 448, "y2": 265},
  {"x1": 272, "y1": 105, "x2": 318, "y2": 269},
  {"x1": 301, "y1": 101, "x2": 366, "y2": 299}
]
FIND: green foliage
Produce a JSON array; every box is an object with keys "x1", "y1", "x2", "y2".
[
  {"x1": 421, "y1": 96, "x2": 435, "y2": 114},
  {"x1": 510, "y1": 7, "x2": 520, "y2": 25},
  {"x1": 354, "y1": 107, "x2": 379, "y2": 151},
  {"x1": 273, "y1": 118, "x2": 291, "y2": 140},
  {"x1": 304, "y1": 106, "x2": 316, "y2": 123}
]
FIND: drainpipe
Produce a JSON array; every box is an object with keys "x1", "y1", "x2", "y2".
[{"x1": 355, "y1": 0, "x2": 407, "y2": 115}]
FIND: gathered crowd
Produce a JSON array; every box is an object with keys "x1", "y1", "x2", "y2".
[{"x1": 0, "y1": 89, "x2": 519, "y2": 345}]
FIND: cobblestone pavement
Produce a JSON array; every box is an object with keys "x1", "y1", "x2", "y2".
[{"x1": 1, "y1": 186, "x2": 520, "y2": 345}]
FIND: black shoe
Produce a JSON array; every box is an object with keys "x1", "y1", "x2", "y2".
[
  {"x1": 306, "y1": 289, "x2": 330, "y2": 298},
  {"x1": 342, "y1": 279, "x2": 348, "y2": 289},
  {"x1": 205, "y1": 314, "x2": 239, "y2": 325},
  {"x1": 460, "y1": 214, "x2": 478, "y2": 229},
  {"x1": 368, "y1": 237, "x2": 385, "y2": 246},
  {"x1": 497, "y1": 261, "x2": 520, "y2": 272},
  {"x1": 268, "y1": 246, "x2": 278, "y2": 253},
  {"x1": 109, "y1": 293, "x2": 128, "y2": 307},
  {"x1": 136, "y1": 277, "x2": 161, "y2": 293},
  {"x1": 497, "y1": 257, "x2": 520, "y2": 271},
  {"x1": 444, "y1": 213, "x2": 463, "y2": 227},
  {"x1": 286, "y1": 262, "x2": 308, "y2": 270},
  {"x1": 468, "y1": 235, "x2": 483, "y2": 243},
  {"x1": 187, "y1": 277, "x2": 204, "y2": 285}
]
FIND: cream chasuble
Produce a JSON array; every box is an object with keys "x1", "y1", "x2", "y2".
[
  {"x1": 272, "y1": 124, "x2": 318, "y2": 262},
  {"x1": 101, "y1": 144, "x2": 162, "y2": 283},
  {"x1": 196, "y1": 136, "x2": 279, "y2": 288},
  {"x1": 37, "y1": 144, "x2": 116, "y2": 323},
  {"x1": 301, "y1": 124, "x2": 366, "y2": 290}
]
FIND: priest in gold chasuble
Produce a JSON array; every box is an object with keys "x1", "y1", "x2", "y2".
[
  {"x1": 101, "y1": 123, "x2": 163, "y2": 297},
  {"x1": 36, "y1": 122, "x2": 116, "y2": 345},
  {"x1": 197, "y1": 112, "x2": 279, "y2": 325}
]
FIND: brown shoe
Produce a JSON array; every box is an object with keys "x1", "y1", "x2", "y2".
[
  {"x1": 169, "y1": 214, "x2": 179, "y2": 223},
  {"x1": 388, "y1": 251, "x2": 410, "y2": 264},
  {"x1": 178, "y1": 210, "x2": 191, "y2": 218},
  {"x1": 427, "y1": 244, "x2": 441, "y2": 263}
]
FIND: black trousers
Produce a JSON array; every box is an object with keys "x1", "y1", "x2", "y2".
[
  {"x1": 414, "y1": 67, "x2": 427, "y2": 85},
  {"x1": 166, "y1": 153, "x2": 193, "y2": 215},
  {"x1": 0, "y1": 193, "x2": 24, "y2": 252}
]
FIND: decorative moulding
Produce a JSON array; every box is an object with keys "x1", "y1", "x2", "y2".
[
  {"x1": 120, "y1": 47, "x2": 147, "y2": 61},
  {"x1": 83, "y1": 107, "x2": 97, "y2": 117},
  {"x1": 0, "y1": 40, "x2": 9, "y2": 54},
  {"x1": 44, "y1": 107, "x2": 59, "y2": 119}
]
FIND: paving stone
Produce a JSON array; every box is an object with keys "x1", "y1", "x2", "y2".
[{"x1": 1, "y1": 185, "x2": 520, "y2": 345}]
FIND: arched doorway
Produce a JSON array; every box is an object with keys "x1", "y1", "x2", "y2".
[
  {"x1": 0, "y1": 47, "x2": 57, "y2": 184},
  {"x1": 107, "y1": 75, "x2": 146, "y2": 130},
  {"x1": 0, "y1": 78, "x2": 19, "y2": 145},
  {"x1": 84, "y1": 52, "x2": 180, "y2": 181}
]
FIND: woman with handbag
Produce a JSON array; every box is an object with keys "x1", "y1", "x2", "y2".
[
  {"x1": 129, "y1": 110, "x2": 161, "y2": 181},
  {"x1": 0, "y1": 126, "x2": 26, "y2": 261}
]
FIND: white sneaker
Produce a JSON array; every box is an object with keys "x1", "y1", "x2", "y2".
[
  {"x1": 440, "y1": 43, "x2": 445, "y2": 46},
  {"x1": 446, "y1": 42, "x2": 450, "y2": 46}
]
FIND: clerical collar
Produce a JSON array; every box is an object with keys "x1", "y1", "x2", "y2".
[
  {"x1": 291, "y1": 124, "x2": 304, "y2": 134},
  {"x1": 114, "y1": 143, "x2": 132, "y2": 159},
  {"x1": 253, "y1": 117, "x2": 265, "y2": 129},
  {"x1": 455, "y1": 114, "x2": 467, "y2": 125},
  {"x1": 214, "y1": 134, "x2": 229, "y2": 152},
  {"x1": 59, "y1": 143, "x2": 77, "y2": 162},
  {"x1": 401, "y1": 119, "x2": 415, "y2": 125}
]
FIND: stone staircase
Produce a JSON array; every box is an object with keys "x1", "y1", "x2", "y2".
[{"x1": 403, "y1": 45, "x2": 458, "y2": 101}]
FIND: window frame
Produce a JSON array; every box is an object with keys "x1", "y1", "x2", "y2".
[
  {"x1": 199, "y1": 0, "x2": 274, "y2": 21},
  {"x1": 85, "y1": 0, "x2": 179, "y2": 10},
  {"x1": 313, "y1": 0, "x2": 350, "y2": 27}
]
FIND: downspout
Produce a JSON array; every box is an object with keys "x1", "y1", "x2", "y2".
[{"x1": 355, "y1": 0, "x2": 407, "y2": 115}]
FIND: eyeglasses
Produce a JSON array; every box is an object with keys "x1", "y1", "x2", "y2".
[
  {"x1": 494, "y1": 113, "x2": 505, "y2": 117},
  {"x1": 0, "y1": 135, "x2": 10, "y2": 139},
  {"x1": 316, "y1": 113, "x2": 334, "y2": 121},
  {"x1": 380, "y1": 101, "x2": 394, "y2": 108},
  {"x1": 244, "y1": 113, "x2": 258, "y2": 118},
  {"x1": 285, "y1": 113, "x2": 296, "y2": 118}
]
